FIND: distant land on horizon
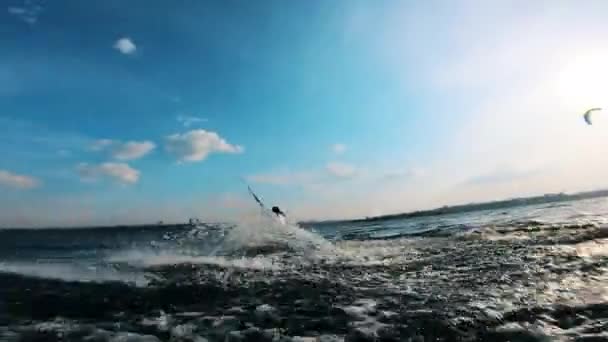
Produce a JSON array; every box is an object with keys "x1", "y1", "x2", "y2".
[
  {"x1": 3, "y1": 189, "x2": 608, "y2": 230},
  {"x1": 300, "y1": 189, "x2": 608, "y2": 226}
]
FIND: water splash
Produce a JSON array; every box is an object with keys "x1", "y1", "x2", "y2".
[{"x1": 220, "y1": 215, "x2": 340, "y2": 260}]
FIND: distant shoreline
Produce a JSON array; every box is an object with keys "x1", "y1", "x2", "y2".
[
  {"x1": 299, "y1": 189, "x2": 608, "y2": 226},
  {"x1": 3, "y1": 189, "x2": 608, "y2": 230},
  {"x1": 0, "y1": 222, "x2": 196, "y2": 232}
]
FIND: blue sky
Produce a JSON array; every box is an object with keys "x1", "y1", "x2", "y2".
[{"x1": 2, "y1": 0, "x2": 608, "y2": 226}]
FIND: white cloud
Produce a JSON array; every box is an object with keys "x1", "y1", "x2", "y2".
[
  {"x1": 177, "y1": 115, "x2": 208, "y2": 127},
  {"x1": 8, "y1": 7, "x2": 26, "y2": 15},
  {"x1": 332, "y1": 143, "x2": 347, "y2": 154},
  {"x1": 0, "y1": 170, "x2": 40, "y2": 189},
  {"x1": 11, "y1": 3, "x2": 608, "y2": 224},
  {"x1": 77, "y1": 162, "x2": 140, "y2": 184},
  {"x1": 113, "y1": 37, "x2": 137, "y2": 55},
  {"x1": 90, "y1": 139, "x2": 114, "y2": 151},
  {"x1": 164, "y1": 129, "x2": 243, "y2": 162},
  {"x1": 326, "y1": 162, "x2": 356, "y2": 178},
  {"x1": 90, "y1": 139, "x2": 155, "y2": 160},
  {"x1": 7, "y1": 1, "x2": 43, "y2": 25},
  {"x1": 112, "y1": 141, "x2": 156, "y2": 160}
]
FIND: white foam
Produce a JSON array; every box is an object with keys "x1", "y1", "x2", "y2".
[
  {"x1": 170, "y1": 323, "x2": 196, "y2": 339},
  {"x1": 573, "y1": 238, "x2": 608, "y2": 257},
  {"x1": 110, "y1": 332, "x2": 161, "y2": 342},
  {"x1": 341, "y1": 298, "x2": 388, "y2": 340},
  {"x1": 223, "y1": 216, "x2": 340, "y2": 260},
  {"x1": 107, "y1": 250, "x2": 282, "y2": 271},
  {"x1": 335, "y1": 237, "x2": 427, "y2": 266},
  {"x1": 140, "y1": 311, "x2": 172, "y2": 331},
  {"x1": 104, "y1": 214, "x2": 347, "y2": 277},
  {"x1": 292, "y1": 337, "x2": 318, "y2": 342},
  {"x1": 34, "y1": 318, "x2": 76, "y2": 332},
  {"x1": 341, "y1": 299, "x2": 378, "y2": 319}
]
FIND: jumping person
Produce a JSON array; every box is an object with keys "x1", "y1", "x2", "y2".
[
  {"x1": 248, "y1": 185, "x2": 287, "y2": 224},
  {"x1": 271, "y1": 206, "x2": 286, "y2": 218}
]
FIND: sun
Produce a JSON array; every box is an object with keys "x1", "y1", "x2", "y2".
[{"x1": 553, "y1": 50, "x2": 608, "y2": 112}]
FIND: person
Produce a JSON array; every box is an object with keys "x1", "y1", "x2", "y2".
[
  {"x1": 271, "y1": 206, "x2": 287, "y2": 225},
  {"x1": 271, "y1": 206, "x2": 286, "y2": 218},
  {"x1": 247, "y1": 185, "x2": 287, "y2": 223}
]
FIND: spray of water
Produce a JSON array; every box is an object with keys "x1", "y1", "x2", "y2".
[
  {"x1": 104, "y1": 211, "x2": 355, "y2": 283},
  {"x1": 221, "y1": 214, "x2": 340, "y2": 259}
]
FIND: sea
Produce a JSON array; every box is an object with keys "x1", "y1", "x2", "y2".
[{"x1": 1, "y1": 197, "x2": 608, "y2": 341}]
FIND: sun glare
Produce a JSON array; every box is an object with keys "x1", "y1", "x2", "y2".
[{"x1": 554, "y1": 51, "x2": 608, "y2": 112}]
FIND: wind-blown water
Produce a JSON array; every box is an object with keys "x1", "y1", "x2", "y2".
[{"x1": 1, "y1": 198, "x2": 608, "y2": 341}]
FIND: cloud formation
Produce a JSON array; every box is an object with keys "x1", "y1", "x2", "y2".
[
  {"x1": 326, "y1": 162, "x2": 356, "y2": 178},
  {"x1": 90, "y1": 139, "x2": 114, "y2": 151},
  {"x1": 111, "y1": 141, "x2": 156, "y2": 160},
  {"x1": 113, "y1": 37, "x2": 137, "y2": 55},
  {"x1": 164, "y1": 129, "x2": 243, "y2": 162},
  {"x1": 332, "y1": 143, "x2": 347, "y2": 154},
  {"x1": 0, "y1": 170, "x2": 40, "y2": 189},
  {"x1": 7, "y1": 1, "x2": 43, "y2": 25},
  {"x1": 177, "y1": 115, "x2": 208, "y2": 127},
  {"x1": 90, "y1": 139, "x2": 155, "y2": 160},
  {"x1": 77, "y1": 163, "x2": 140, "y2": 184}
]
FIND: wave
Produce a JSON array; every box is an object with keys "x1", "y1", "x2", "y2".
[
  {"x1": 99, "y1": 217, "x2": 349, "y2": 282},
  {"x1": 0, "y1": 261, "x2": 149, "y2": 286},
  {"x1": 106, "y1": 250, "x2": 282, "y2": 271}
]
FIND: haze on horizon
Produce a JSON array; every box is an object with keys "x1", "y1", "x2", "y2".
[{"x1": 2, "y1": 0, "x2": 608, "y2": 227}]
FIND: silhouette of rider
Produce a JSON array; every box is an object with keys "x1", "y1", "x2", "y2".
[{"x1": 271, "y1": 206, "x2": 286, "y2": 217}]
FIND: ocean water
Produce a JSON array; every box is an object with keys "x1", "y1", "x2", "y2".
[{"x1": 1, "y1": 198, "x2": 608, "y2": 341}]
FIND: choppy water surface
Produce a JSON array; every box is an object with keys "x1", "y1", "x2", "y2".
[{"x1": 1, "y1": 198, "x2": 608, "y2": 341}]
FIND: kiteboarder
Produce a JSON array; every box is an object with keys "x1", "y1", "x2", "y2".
[
  {"x1": 248, "y1": 185, "x2": 287, "y2": 224},
  {"x1": 271, "y1": 206, "x2": 286, "y2": 218}
]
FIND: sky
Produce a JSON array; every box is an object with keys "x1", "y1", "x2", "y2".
[{"x1": 2, "y1": 0, "x2": 608, "y2": 227}]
